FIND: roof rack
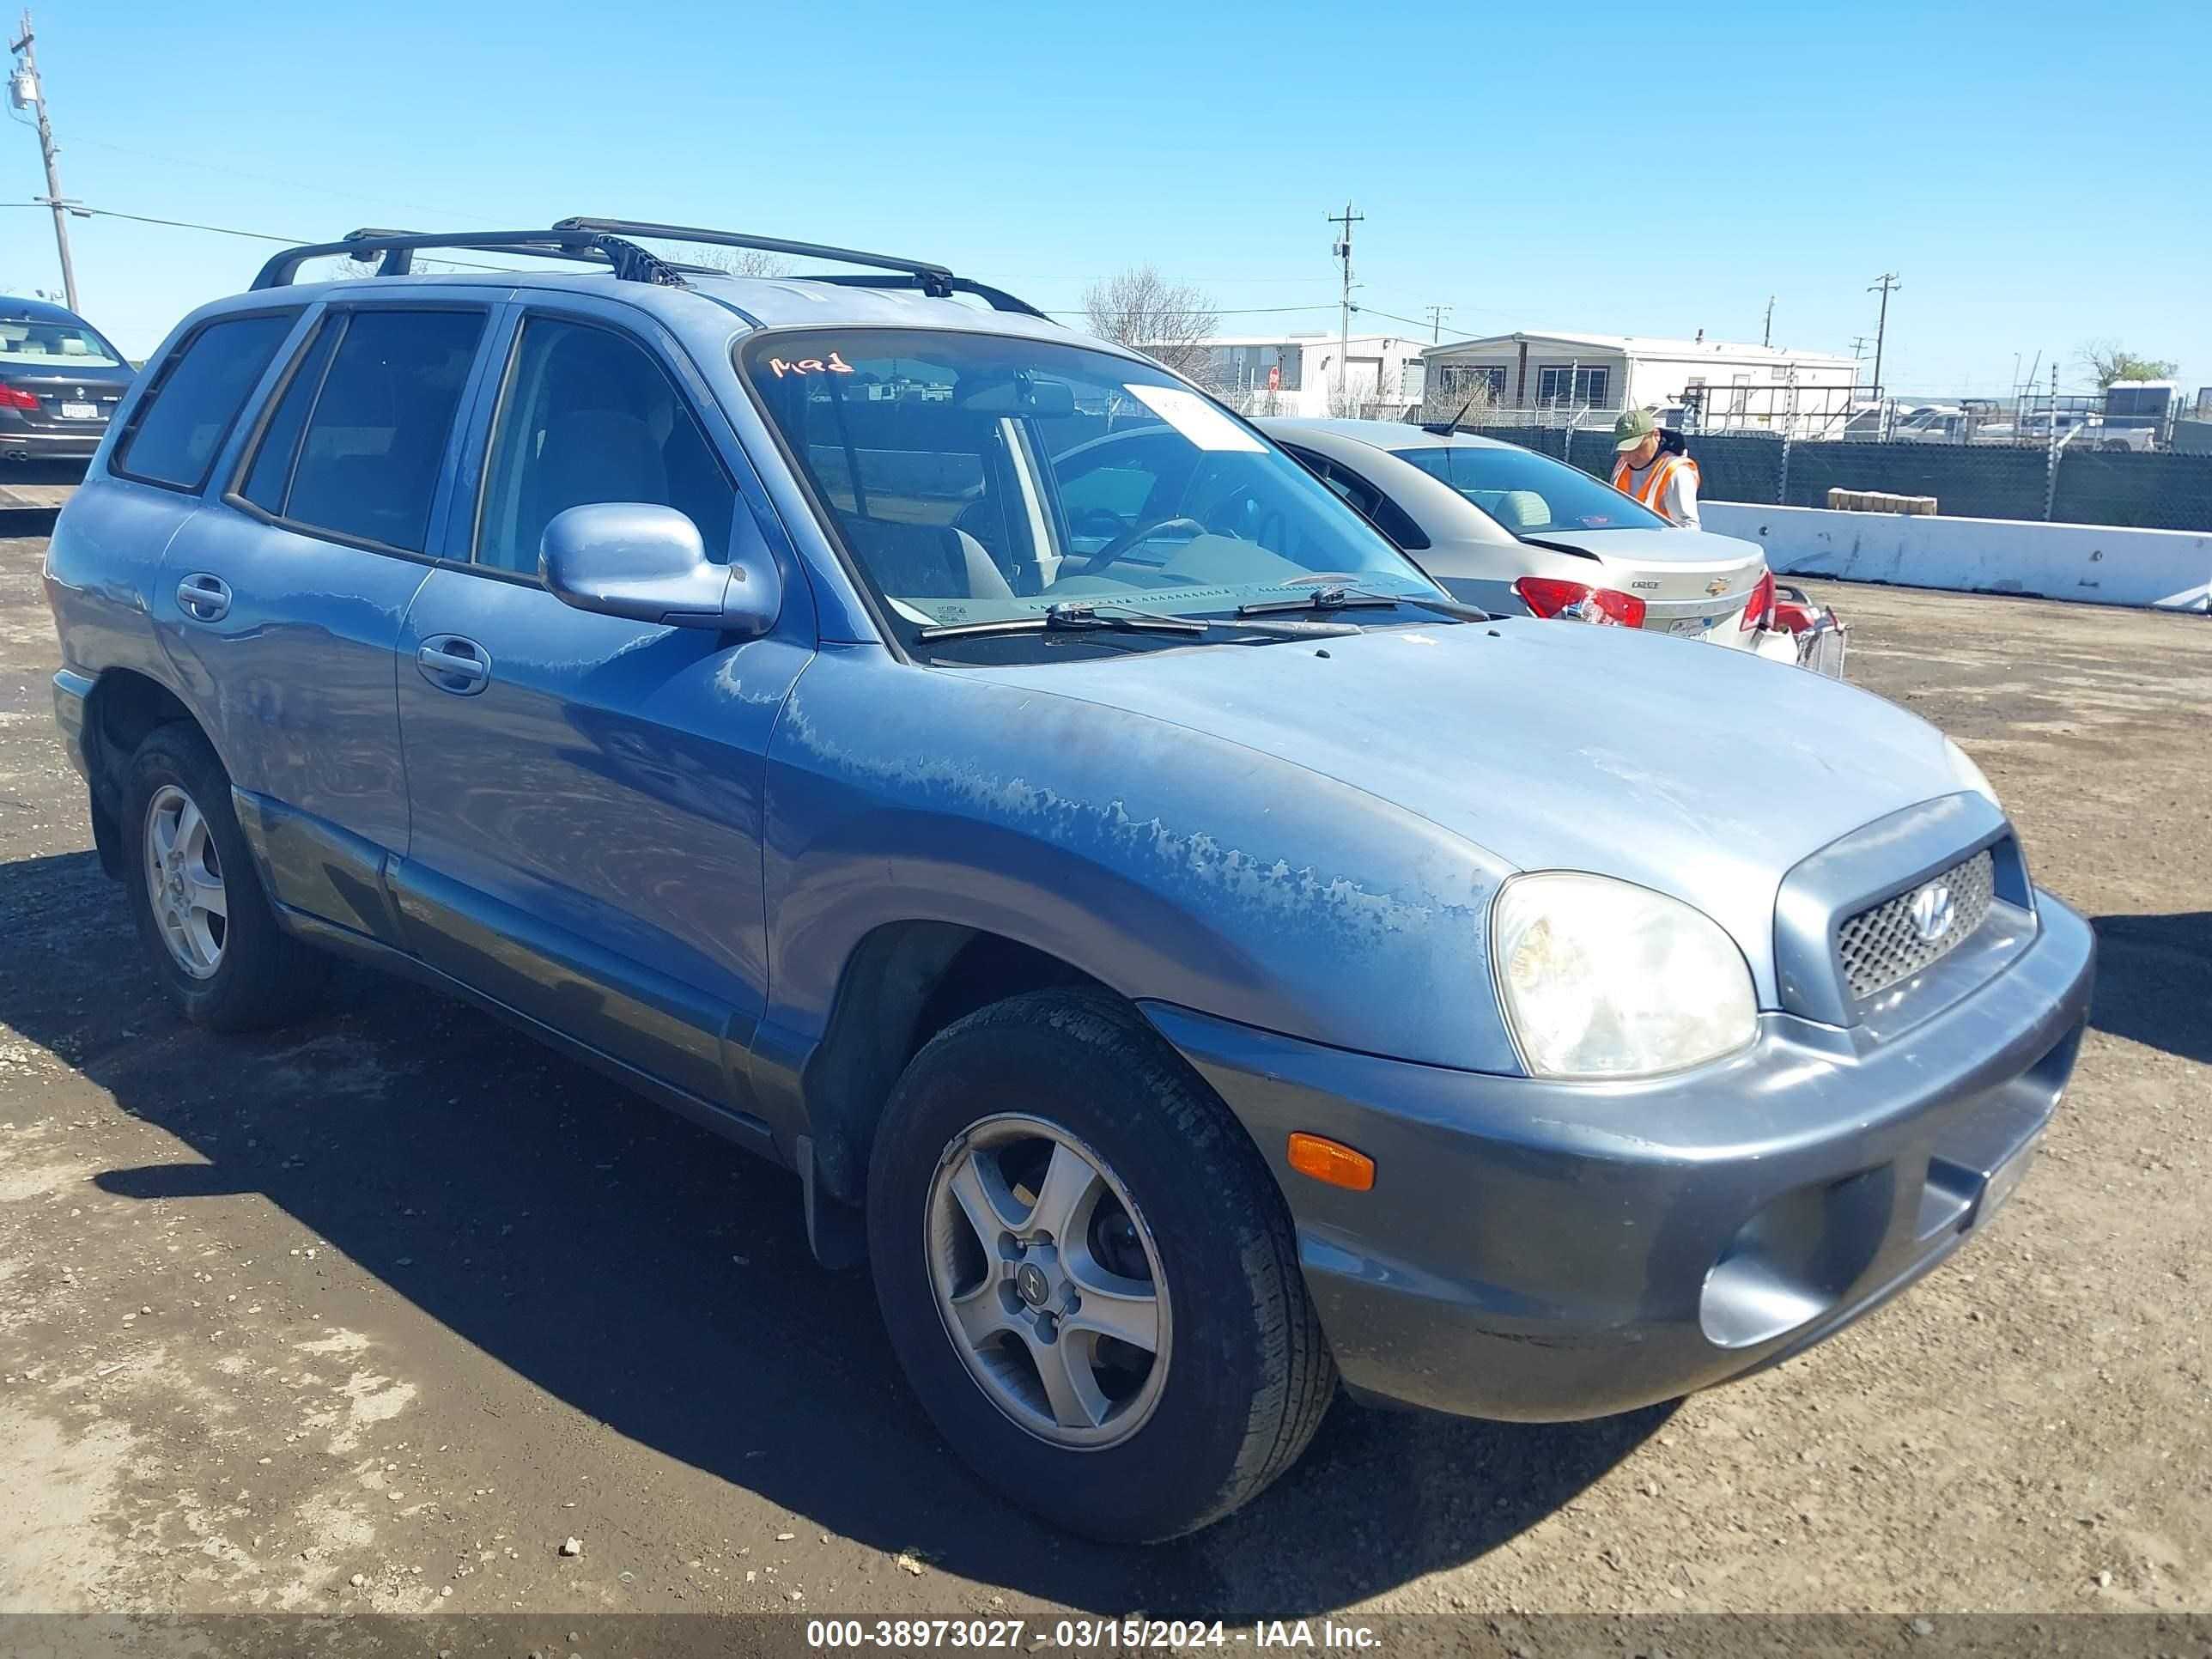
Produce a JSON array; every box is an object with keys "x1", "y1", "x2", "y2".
[{"x1": 248, "y1": 218, "x2": 1053, "y2": 319}]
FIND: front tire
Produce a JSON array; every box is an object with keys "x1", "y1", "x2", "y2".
[
  {"x1": 122, "y1": 723, "x2": 326, "y2": 1031},
  {"x1": 867, "y1": 990, "x2": 1334, "y2": 1541}
]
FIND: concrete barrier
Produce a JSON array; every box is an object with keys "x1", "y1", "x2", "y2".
[{"x1": 1703, "y1": 501, "x2": 2211, "y2": 613}]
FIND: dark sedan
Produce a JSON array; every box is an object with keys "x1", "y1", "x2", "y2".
[{"x1": 1, "y1": 297, "x2": 133, "y2": 464}]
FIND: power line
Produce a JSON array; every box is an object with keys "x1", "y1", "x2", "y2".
[
  {"x1": 65, "y1": 133, "x2": 478, "y2": 222},
  {"x1": 0, "y1": 200, "x2": 557, "y2": 276},
  {"x1": 1352, "y1": 301, "x2": 1454, "y2": 336},
  {"x1": 0, "y1": 198, "x2": 1492, "y2": 334},
  {"x1": 0, "y1": 200, "x2": 307, "y2": 244}
]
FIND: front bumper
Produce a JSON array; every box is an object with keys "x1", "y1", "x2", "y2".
[{"x1": 1142, "y1": 891, "x2": 2094, "y2": 1421}]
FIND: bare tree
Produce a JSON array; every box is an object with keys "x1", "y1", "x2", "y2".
[
  {"x1": 1418, "y1": 365, "x2": 1497, "y2": 428},
  {"x1": 1081, "y1": 264, "x2": 1222, "y2": 387},
  {"x1": 2078, "y1": 339, "x2": 2179, "y2": 387},
  {"x1": 684, "y1": 245, "x2": 794, "y2": 279}
]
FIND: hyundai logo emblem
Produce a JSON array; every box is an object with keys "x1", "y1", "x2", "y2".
[{"x1": 1909, "y1": 882, "x2": 1956, "y2": 944}]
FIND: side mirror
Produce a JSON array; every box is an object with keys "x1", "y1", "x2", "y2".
[{"x1": 540, "y1": 502, "x2": 781, "y2": 636}]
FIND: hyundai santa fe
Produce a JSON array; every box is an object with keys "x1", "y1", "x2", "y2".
[{"x1": 41, "y1": 219, "x2": 2094, "y2": 1542}]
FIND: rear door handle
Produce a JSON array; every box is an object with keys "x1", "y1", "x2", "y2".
[
  {"x1": 175, "y1": 573, "x2": 232, "y2": 623},
  {"x1": 416, "y1": 634, "x2": 492, "y2": 696}
]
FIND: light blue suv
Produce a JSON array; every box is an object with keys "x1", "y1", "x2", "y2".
[{"x1": 43, "y1": 220, "x2": 2094, "y2": 1542}]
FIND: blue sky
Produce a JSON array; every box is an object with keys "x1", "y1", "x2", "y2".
[{"x1": 6, "y1": 0, "x2": 2206, "y2": 396}]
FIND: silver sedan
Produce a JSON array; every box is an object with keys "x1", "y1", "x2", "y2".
[{"x1": 1263, "y1": 417, "x2": 1832, "y2": 670}]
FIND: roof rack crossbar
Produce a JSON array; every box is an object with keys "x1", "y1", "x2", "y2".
[
  {"x1": 553, "y1": 218, "x2": 958, "y2": 297},
  {"x1": 251, "y1": 228, "x2": 627, "y2": 290},
  {"x1": 248, "y1": 220, "x2": 1051, "y2": 319},
  {"x1": 807, "y1": 271, "x2": 1054, "y2": 322}
]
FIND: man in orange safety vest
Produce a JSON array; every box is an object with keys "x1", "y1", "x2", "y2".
[{"x1": 1611, "y1": 408, "x2": 1701, "y2": 529}]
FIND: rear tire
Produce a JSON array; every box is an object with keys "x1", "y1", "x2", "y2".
[
  {"x1": 121, "y1": 723, "x2": 326, "y2": 1031},
  {"x1": 866, "y1": 989, "x2": 1334, "y2": 1541}
]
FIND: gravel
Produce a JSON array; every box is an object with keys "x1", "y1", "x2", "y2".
[{"x1": 0, "y1": 538, "x2": 2203, "y2": 1622}]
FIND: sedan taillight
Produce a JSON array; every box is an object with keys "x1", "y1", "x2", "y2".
[
  {"x1": 0, "y1": 383, "x2": 40, "y2": 411},
  {"x1": 1739, "y1": 568, "x2": 1777, "y2": 632},
  {"x1": 1514, "y1": 575, "x2": 1647, "y2": 629}
]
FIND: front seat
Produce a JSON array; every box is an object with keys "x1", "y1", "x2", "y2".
[{"x1": 525, "y1": 409, "x2": 672, "y2": 571}]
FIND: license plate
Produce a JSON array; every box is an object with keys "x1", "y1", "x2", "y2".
[
  {"x1": 1974, "y1": 1135, "x2": 2039, "y2": 1226},
  {"x1": 59, "y1": 402, "x2": 100, "y2": 421},
  {"x1": 1668, "y1": 617, "x2": 1710, "y2": 638}
]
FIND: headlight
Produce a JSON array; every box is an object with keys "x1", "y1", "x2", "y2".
[
  {"x1": 1944, "y1": 738, "x2": 2000, "y2": 807},
  {"x1": 1491, "y1": 873, "x2": 1757, "y2": 1079}
]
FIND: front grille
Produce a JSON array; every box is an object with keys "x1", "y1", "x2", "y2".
[{"x1": 1836, "y1": 849, "x2": 1996, "y2": 1000}]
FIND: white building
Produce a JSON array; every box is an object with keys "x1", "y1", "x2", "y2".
[
  {"x1": 1421, "y1": 331, "x2": 1861, "y2": 437},
  {"x1": 1195, "y1": 332, "x2": 1430, "y2": 418}
]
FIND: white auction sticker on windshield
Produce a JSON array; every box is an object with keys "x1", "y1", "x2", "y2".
[{"x1": 1122, "y1": 385, "x2": 1265, "y2": 452}]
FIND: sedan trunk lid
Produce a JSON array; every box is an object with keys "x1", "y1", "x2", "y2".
[{"x1": 1529, "y1": 526, "x2": 1768, "y2": 637}]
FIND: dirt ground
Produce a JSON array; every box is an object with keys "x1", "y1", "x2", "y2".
[{"x1": 0, "y1": 529, "x2": 2205, "y2": 1629}]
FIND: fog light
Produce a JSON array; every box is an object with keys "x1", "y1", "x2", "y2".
[{"x1": 1699, "y1": 1166, "x2": 1892, "y2": 1348}]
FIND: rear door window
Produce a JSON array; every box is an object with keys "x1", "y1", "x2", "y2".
[
  {"x1": 281, "y1": 309, "x2": 488, "y2": 553},
  {"x1": 1280, "y1": 447, "x2": 1430, "y2": 550},
  {"x1": 113, "y1": 312, "x2": 298, "y2": 491},
  {"x1": 237, "y1": 319, "x2": 341, "y2": 515}
]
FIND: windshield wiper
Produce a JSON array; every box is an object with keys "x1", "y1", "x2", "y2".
[
  {"x1": 916, "y1": 600, "x2": 1362, "y2": 644},
  {"x1": 917, "y1": 602, "x2": 1206, "y2": 642},
  {"x1": 1237, "y1": 584, "x2": 1491, "y2": 622}
]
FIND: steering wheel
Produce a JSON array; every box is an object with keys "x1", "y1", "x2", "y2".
[
  {"x1": 1071, "y1": 507, "x2": 1130, "y2": 543},
  {"x1": 1087, "y1": 515, "x2": 1207, "y2": 568}
]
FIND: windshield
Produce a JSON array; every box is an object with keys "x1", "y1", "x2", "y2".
[
  {"x1": 0, "y1": 315, "x2": 125, "y2": 368},
  {"x1": 741, "y1": 329, "x2": 1446, "y2": 649},
  {"x1": 1391, "y1": 443, "x2": 1668, "y2": 536}
]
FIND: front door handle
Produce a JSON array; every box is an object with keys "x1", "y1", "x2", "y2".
[
  {"x1": 175, "y1": 573, "x2": 232, "y2": 623},
  {"x1": 416, "y1": 634, "x2": 492, "y2": 696}
]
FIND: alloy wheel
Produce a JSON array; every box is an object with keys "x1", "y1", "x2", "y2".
[
  {"x1": 143, "y1": 783, "x2": 228, "y2": 980},
  {"x1": 925, "y1": 1113, "x2": 1171, "y2": 1449}
]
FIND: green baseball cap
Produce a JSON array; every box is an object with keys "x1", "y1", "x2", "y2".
[{"x1": 1613, "y1": 408, "x2": 1658, "y2": 452}]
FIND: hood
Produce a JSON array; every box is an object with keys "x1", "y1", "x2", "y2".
[{"x1": 964, "y1": 618, "x2": 1986, "y2": 999}]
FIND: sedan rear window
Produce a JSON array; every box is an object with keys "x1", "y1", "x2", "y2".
[
  {"x1": 1392, "y1": 443, "x2": 1668, "y2": 536},
  {"x1": 0, "y1": 317, "x2": 124, "y2": 368}
]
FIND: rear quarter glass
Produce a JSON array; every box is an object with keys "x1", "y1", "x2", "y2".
[{"x1": 114, "y1": 312, "x2": 300, "y2": 491}]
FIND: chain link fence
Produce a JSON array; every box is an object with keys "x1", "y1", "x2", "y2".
[
  {"x1": 1363, "y1": 403, "x2": 2212, "y2": 532},
  {"x1": 2051, "y1": 451, "x2": 2212, "y2": 531}
]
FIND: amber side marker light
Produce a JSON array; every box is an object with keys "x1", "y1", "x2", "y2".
[{"x1": 1286, "y1": 1132, "x2": 1376, "y2": 1192}]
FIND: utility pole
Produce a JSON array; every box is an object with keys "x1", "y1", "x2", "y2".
[
  {"x1": 1762, "y1": 295, "x2": 1776, "y2": 349},
  {"x1": 8, "y1": 10, "x2": 78, "y2": 313},
  {"x1": 1867, "y1": 272, "x2": 1900, "y2": 400},
  {"x1": 1424, "y1": 303, "x2": 1451, "y2": 343},
  {"x1": 1327, "y1": 201, "x2": 1363, "y2": 413}
]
